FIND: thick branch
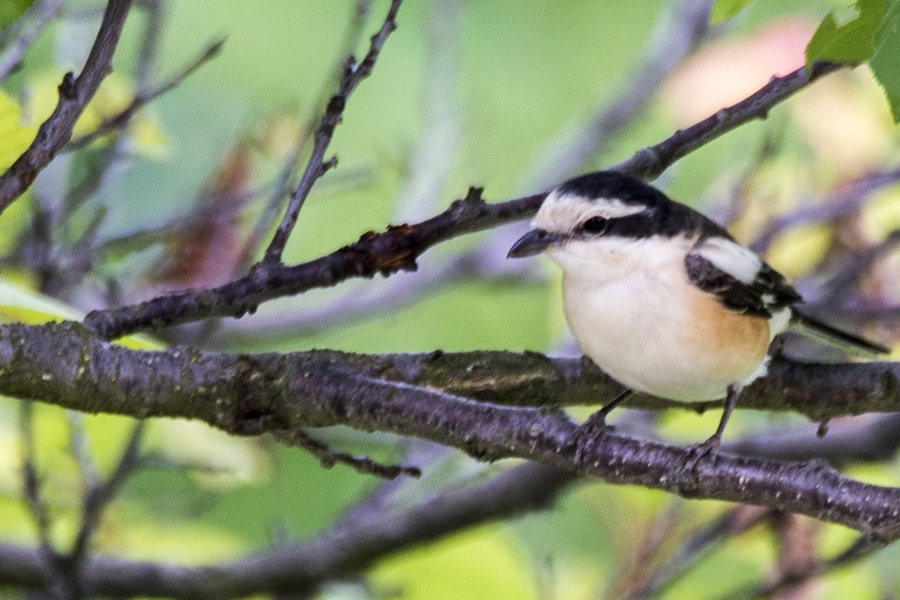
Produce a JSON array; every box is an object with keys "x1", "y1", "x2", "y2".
[
  {"x1": 0, "y1": 0, "x2": 133, "y2": 215},
  {"x1": 83, "y1": 62, "x2": 846, "y2": 340},
  {"x1": 3, "y1": 322, "x2": 900, "y2": 539}
]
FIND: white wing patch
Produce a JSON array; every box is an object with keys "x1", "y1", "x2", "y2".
[{"x1": 693, "y1": 237, "x2": 763, "y2": 284}]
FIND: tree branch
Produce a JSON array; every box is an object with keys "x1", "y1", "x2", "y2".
[
  {"x1": 262, "y1": 0, "x2": 404, "y2": 264},
  {"x1": 3, "y1": 322, "x2": 900, "y2": 539},
  {"x1": 0, "y1": 461, "x2": 574, "y2": 598},
  {"x1": 612, "y1": 61, "x2": 845, "y2": 180},
  {"x1": 83, "y1": 62, "x2": 848, "y2": 340},
  {"x1": 0, "y1": 0, "x2": 133, "y2": 215}
]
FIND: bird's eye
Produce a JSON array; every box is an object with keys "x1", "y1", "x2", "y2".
[{"x1": 580, "y1": 216, "x2": 608, "y2": 234}]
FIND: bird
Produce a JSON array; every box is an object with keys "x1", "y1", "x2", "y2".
[{"x1": 507, "y1": 170, "x2": 887, "y2": 463}]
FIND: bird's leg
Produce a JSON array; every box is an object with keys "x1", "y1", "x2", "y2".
[
  {"x1": 681, "y1": 383, "x2": 741, "y2": 473},
  {"x1": 573, "y1": 389, "x2": 633, "y2": 467}
]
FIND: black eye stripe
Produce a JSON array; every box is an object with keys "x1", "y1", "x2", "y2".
[{"x1": 580, "y1": 216, "x2": 608, "y2": 234}]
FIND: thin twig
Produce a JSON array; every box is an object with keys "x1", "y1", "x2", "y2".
[
  {"x1": 224, "y1": 0, "x2": 460, "y2": 341},
  {"x1": 67, "y1": 411, "x2": 100, "y2": 490},
  {"x1": 19, "y1": 401, "x2": 72, "y2": 598},
  {"x1": 613, "y1": 61, "x2": 844, "y2": 181},
  {"x1": 726, "y1": 413, "x2": 900, "y2": 465},
  {"x1": 67, "y1": 37, "x2": 224, "y2": 150},
  {"x1": 261, "y1": 0, "x2": 404, "y2": 264},
  {"x1": 818, "y1": 229, "x2": 900, "y2": 302},
  {"x1": 244, "y1": 0, "x2": 375, "y2": 265},
  {"x1": 217, "y1": 255, "x2": 471, "y2": 340},
  {"x1": 391, "y1": 0, "x2": 462, "y2": 222},
  {"x1": 67, "y1": 421, "x2": 145, "y2": 567},
  {"x1": 29, "y1": 0, "x2": 168, "y2": 297},
  {"x1": 19, "y1": 402, "x2": 54, "y2": 559},
  {"x1": 133, "y1": 0, "x2": 164, "y2": 88},
  {"x1": 0, "y1": 0, "x2": 134, "y2": 215},
  {"x1": 606, "y1": 502, "x2": 686, "y2": 600},
  {"x1": 273, "y1": 429, "x2": 421, "y2": 479},
  {"x1": 334, "y1": 440, "x2": 448, "y2": 528}
]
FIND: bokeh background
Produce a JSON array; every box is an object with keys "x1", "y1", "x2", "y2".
[{"x1": 1, "y1": 0, "x2": 900, "y2": 598}]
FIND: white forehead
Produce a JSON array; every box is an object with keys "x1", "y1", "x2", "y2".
[{"x1": 532, "y1": 191, "x2": 648, "y2": 233}]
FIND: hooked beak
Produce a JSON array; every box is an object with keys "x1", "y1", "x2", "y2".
[{"x1": 507, "y1": 229, "x2": 566, "y2": 259}]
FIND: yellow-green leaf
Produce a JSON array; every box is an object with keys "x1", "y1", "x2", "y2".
[
  {"x1": 870, "y1": 0, "x2": 900, "y2": 122},
  {"x1": 806, "y1": 0, "x2": 885, "y2": 68},
  {"x1": 710, "y1": 0, "x2": 756, "y2": 24}
]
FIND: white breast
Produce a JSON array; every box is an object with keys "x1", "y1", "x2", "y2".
[{"x1": 551, "y1": 236, "x2": 772, "y2": 402}]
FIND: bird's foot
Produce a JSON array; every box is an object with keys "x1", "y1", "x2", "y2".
[
  {"x1": 572, "y1": 410, "x2": 615, "y2": 468},
  {"x1": 679, "y1": 433, "x2": 722, "y2": 475}
]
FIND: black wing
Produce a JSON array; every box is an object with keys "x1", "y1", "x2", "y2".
[{"x1": 684, "y1": 249, "x2": 801, "y2": 318}]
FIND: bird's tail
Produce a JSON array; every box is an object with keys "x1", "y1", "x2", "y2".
[{"x1": 790, "y1": 312, "x2": 889, "y2": 356}]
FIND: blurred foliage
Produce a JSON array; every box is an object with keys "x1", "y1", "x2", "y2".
[
  {"x1": 0, "y1": 90, "x2": 35, "y2": 169},
  {"x1": 0, "y1": 1, "x2": 899, "y2": 599},
  {"x1": 0, "y1": 0, "x2": 33, "y2": 30}
]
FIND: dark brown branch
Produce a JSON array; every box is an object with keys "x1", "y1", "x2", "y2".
[
  {"x1": 0, "y1": 0, "x2": 133, "y2": 215},
  {"x1": 262, "y1": 0, "x2": 404, "y2": 264},
  {"x1": 83, "y1": 62, "x2": 847, "y2": 340},
  {"x1": 84, "y1": 187, "x2": 545, "y2": 338},
  {"x1": 0, "y1": 462, "x2": 574, "y2": 598},
  {"x1": 3, "y1": 322, "x2": 900, "y2": 539}
]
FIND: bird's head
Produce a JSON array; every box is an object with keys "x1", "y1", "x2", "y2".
[{"x1": 507, "y1": 171, "x2": 691, "y2": 273}]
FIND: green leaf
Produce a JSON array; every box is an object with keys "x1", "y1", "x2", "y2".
[
  {"x1": 806, "y1": 0, "x2": 885, "y2": 67},
  {"x1": 710, "y1": 0, "x2": 756, "y2": 24},
  {"x1": 870, "y1": 0, "x2": 900, "y2": 122},
  {"x1": 0, "y1": 0, "x2": 34, "y2": 30}
]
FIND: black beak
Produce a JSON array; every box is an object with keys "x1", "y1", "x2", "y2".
[{"x1": 507, "y1": 229, "x2": 565, "y2": 258}]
